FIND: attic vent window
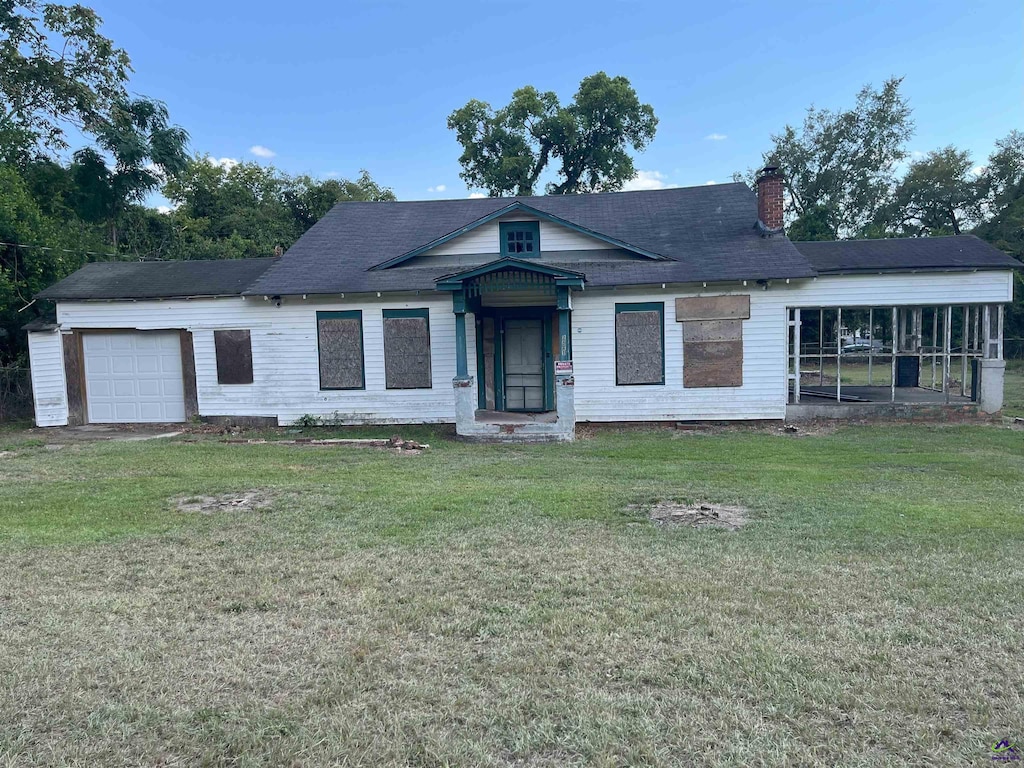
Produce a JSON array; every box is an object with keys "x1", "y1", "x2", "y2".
[{"x1": 500, "y1": 221, "x2": 540, "y2": 257}]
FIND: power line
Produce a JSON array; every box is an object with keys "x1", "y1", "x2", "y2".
[{"x1": 0, "y1": 241, "x2": 134, "y2": 259}]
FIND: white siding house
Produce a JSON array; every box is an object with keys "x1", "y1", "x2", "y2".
[{"x1": 25, "y1": 181, "x2": 1019, "y2": 438}]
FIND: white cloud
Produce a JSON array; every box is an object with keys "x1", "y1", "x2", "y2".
[
  {"x1": 427, "y1": 184, "x2": 447, "y2": 193},
  {"x1": 249, "y1": 145, "x2": 276, "y2": 158},
  {"x1": 206, "y1": 156, "x2": 239, "y2": 170},
  {"x1": 622, "y1": 170, "x2": 676, "y2": 192},
  {"x1": 156, "y1": 205, "x2": 174, "y2": 214},
  {"x1": 705, "y1": 133, "x2": 727, "y2": 141},
  {"x1": 468, "y1": 192, "x2": 487, "y2": 199},
  {"x1": 971, "y1": 164, "x2": 986, "y2": 177},
  {"x1": 704, "y1": 180, "x2": 716, "y2": 185}
]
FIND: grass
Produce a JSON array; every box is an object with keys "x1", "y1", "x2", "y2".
[
  {"x1": 0, "y1": 423, "x2": 1022, "y2": 766},
  {"x1": 1004, "y1": 359, "x2": 1024, "y2": 416}
]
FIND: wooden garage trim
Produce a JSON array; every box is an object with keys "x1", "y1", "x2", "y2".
[
  {"x1": 62, "y1": 331, "x2": 86, "y2": 426},
  {"x1": 179, "y1": 330, "x2": 199, "y2": 419}
]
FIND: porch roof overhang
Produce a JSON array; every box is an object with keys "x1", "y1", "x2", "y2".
[{"x1": 434, "y1": 257, "x2": 586, "y2": 292}]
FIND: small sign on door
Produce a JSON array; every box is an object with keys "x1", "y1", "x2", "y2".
[{"x1": 555, "y1": 360, "x2": 573, "y2": 375}]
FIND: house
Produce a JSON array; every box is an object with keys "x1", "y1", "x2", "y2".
[{"x1": 25, "y1": 167, "x2": 1019, "y2": 440}]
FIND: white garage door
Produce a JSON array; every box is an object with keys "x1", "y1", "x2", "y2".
[{"x1": 83, "y1": 332, "x2": 186, "y2": 423}]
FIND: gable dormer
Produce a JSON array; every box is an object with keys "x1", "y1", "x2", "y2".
[{"x1": 370, "y1": 201, "x2": 669, "y2": 271}]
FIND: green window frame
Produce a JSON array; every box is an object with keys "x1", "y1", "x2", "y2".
[
  {"x1": 382, "y1": 308, "x2": 432, "y2": 390},
  {"x1": 317, "y1": 310, "x2": 365, "y2": 390},
  {"x1": 499, "y1": 221, "x2": 540, "y2": 258},
  {"x1": 614, "y1": 302, "x2": 665, "y2": 386}
]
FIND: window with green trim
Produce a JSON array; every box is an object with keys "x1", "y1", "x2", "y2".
[
  {"x1": 614, "y1": 303, "x2": 665, "y2": 385},
  {"x1": 500, "y1": 221, "x2": 540, "y2": 257},
  {"x1": 317, "y1": 310, "x2": 364, "y2": 390},
  {"x1": 383, "y1": 308, "x2": 432, "y2": 389}
]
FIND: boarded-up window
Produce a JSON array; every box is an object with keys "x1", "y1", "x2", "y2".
[
  {"x1": 383, "y1": 309, "x2": 431, "y2": 389},
  {"x1": 317, "y1": 310, "x2": 364, "y2": 390},
  {"x1": 214, "y1": 330, "x2": 253, "y2": 385},
  {"x1": 615, "y1": 303, "x2": 664, "y2": 385},
  {"x1": 676, "y1": 295, "x2": 749, "y2": 388}
]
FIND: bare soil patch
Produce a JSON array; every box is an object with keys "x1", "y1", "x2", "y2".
[
  {"x1": 173, "y1": 490, "x2": 276, "y2": 515},
  {"x1": 639, "y1": 500, "x2": 749, "y2": 530}
]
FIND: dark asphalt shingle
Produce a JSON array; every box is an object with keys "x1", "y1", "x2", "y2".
[
  {"x1": 36, "y1": 258, "x2": 279, "y2": 301},
  {"x1": 793, "y1": 235, "x2": 1021, "y2": 274},
  {"x1": 246, "y1": 184, "x2": 818, "y2": 295}
]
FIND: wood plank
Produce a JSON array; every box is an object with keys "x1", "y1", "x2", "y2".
[
  {"x1": 682, "y1": 319, "x2": 742, "y2": 343},
  {"x1": 675, "y1": 295, "x2": 750, "y2": 322},
  {"x1": 180, "y1": 330, "x2": 199, "y2": 418},
  {"x1": 683, "y1": 340, "x2": 743, "y2": 388},
  {"x1": 62, "y1": 332, "x2": 85, "y2": 426},
  {"x1": 213, "y1": 329, "x2": 254, "y2": 385}
]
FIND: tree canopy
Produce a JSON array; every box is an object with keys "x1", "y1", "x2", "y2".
[
  {"x1": 0, "y1": 1, "x2": 131, "y2": 156},
  {"x1": 448, "y1": 72, "x2": 657, "y2": 196},
  {"x1": 747, "y1": 78, "x2": 913, "y2": 240}
]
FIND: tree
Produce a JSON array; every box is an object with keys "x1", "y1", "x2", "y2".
[
  {"x1": 981, "y1": 130, "x2": 1024, "y2": 213},
  {"x1": 283, "y1": 171, "x2": 395, "y2": 230},
  {"x1": 70, "y1": 96, "x2": 189, "y2": 248},
  {"x1": 747, "y1": 78, "x2": 913, "y2": 239},
  {"x1": 160, "y1": 157, "x2": 394, "y2": 260},
  {"x1": 448, "y1": 72, "x2": 657, "y2": 196},
  {"x1": 0, "y1": 2, "x2": 130, "y2": 156},
  {"x1": 0, "y1": 163, "x2": 91, "y2": 363},
  {"x1": 974, "y1": 131, "x2": 1024, "y2": 341},
  {"x1": 880, "y1": 147, "x2": 984, "y2": 236}
]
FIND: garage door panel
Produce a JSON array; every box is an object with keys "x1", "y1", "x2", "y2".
[
  {"x1": 84, "y1": 332, "x2": 186, "y2": 423},
  {"x1": 111, "y1": 355, "x2": 135, "y2": 374}
]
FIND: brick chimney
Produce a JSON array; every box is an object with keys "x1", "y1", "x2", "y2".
[{"x1": 756, "y1": 165, "x2": 784, "y2": 235}]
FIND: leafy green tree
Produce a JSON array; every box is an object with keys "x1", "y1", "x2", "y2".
[
  {"x1": 747, "y1": 78, "x2": 913, "y2": 239},
  {"x1": 160, "y1": 157, "x2": 394, "y2": 260},
  {"x1": 981, "y1": 130, "x2": 1024, "y2": 213},
  {"x1": 879, "y1": 147, "x2": 984, "y2": 236},
  {"x1": 974, "y1": 131, "x2": 1024, "y2": 340},
  {"x1": 70, "y1": 96, "x2": 188, "y2": 248},
  {"x1": 283, "y1": 171, "x2": 395, "y2": 230},
  {"x1": 0, "y1": 163, "x2": 90, "y2": 362},
  {"x1": 0, "y1": 2, "x2": 130, "y2": 156},
  {"x1": 448, "y1": 72, "x2": 657, "y2": 196}
]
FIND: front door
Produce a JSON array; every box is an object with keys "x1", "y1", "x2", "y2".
[{"x1": 503, "y1": 318, "x2": 546, "y2": 411}]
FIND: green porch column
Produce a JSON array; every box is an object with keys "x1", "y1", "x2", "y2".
[
  {"x1": 453, "y1": 288, "x2": 469, "y2": 378},
  {"x1": 556, "y1": 286, "x2": 571, "y2": 361}
]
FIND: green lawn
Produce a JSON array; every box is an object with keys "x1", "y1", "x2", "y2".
[
  {"x1": 0, "y1": 423, "x2": 1022, "y2": 766},
  {"x1": 1005, "y1": 359, "x2": 1024, "y2": 417}
]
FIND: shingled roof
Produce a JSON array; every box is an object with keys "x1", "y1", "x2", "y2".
[
  {"x1": 33, "y1": 192, "x2": 1022, "y2": 303},
  {"x1": 36, "y1": 257, "x2": 278, "y2": 301},
  {"x1": 246, "y1": 183, "x2": 818, "y2": 296},
  {"x1": 793, "y1": 235, "x2": 1021, "y2": 274}
]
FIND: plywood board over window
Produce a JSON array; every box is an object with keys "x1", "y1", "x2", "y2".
[
  {"x1": 676, "y1": 295, "x2": 749, "y2": 388},
  {"x1": 214, "y1": 329, "x2": 253, "y2": 385},
  {"x1": 615, "y1": 303, "x2": 664, "y2": 385},
  {"x1": 383, "y1": 309, "x2": 432, "y2": 389},
  {"x1": 317, "y1": 311, "x2": 365, "y2": 390}
]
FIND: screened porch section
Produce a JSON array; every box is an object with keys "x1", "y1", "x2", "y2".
[{"x1": 787, "y1": 304, "x2": 1005, "y2": 405}]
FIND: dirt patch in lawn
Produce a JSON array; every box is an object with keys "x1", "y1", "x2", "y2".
[
  {"x1": 638, "y1": 500, "x2": 749, "y2": 530},
  {"x1": 173, "y1": 490, "x2": 277, "y2": 515}
]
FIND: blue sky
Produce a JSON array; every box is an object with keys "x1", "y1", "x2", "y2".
[{"x1": 88, "y1": 0, "x2": 1022, "y2": 202}]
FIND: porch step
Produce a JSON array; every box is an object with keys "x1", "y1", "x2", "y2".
[{"x1": 474, "y1": 409, "x2": 558, "y2": 425}]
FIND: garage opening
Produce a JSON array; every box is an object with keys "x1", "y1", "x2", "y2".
[{"x1": 82, "y1": 332, "x2": 187, "y2": 423}]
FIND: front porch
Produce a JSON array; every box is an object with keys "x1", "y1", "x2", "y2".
[{"x1": 437, "y1": 258, "x2": 581, "y2": 442}]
